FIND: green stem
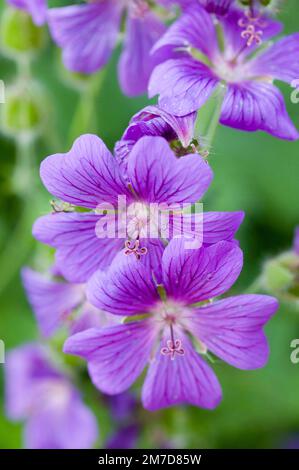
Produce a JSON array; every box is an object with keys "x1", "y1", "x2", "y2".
[
  {"x1": 68, "y1": 70, "x2": 106, "y2": 147},
  {"x1": 194, "y1": 84, "x2": 226, "y2": 153},
  {"x1": 11, "y1": 135, "x2": 34, "y2": 196},
  {"x1": 0, "y1": 138, "x2": 40, "y2": 297}
]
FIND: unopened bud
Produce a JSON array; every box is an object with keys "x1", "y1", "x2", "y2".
[
  {"x1": 0, "y1": 8, "x2": 45, "y2": 58},
  {"x1": 264, "y1": 258, "x2": 294, "y2": 292},
  {"x1": 1, "y1": 82, "x2": 46, "y2": 139}
]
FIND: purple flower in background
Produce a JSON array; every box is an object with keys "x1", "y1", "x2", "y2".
[
  {"x1": 5, "y1": 344, "x2": 98, "y2": 449},
  {"x1": 149, "y1": 5, "x2": 299, "y2": 140},
  {"x1": 47, "y1": 1, "x2": 168, "y2": 96},
  {"x1": 64, "y1": 239, "x2": 278, "y2": 410},
  {"x1": 106, "y1": 424, "x2": 139, "y2": 449},
  {"x1": 115, "y1": 105, "x2": 197, "y2": 162},
  {"x1": 6, "y1": 0, "x2": 47, "y2": 26},
  {"x1": 106, "y1": 391, "x2": 137, "y2": 422},
  {"x1": 21, "y1": 266, "x2": 119, "y2": 337},
  {"x1": 33, "y1": 134, "x2": 243, "y2": 283},
  {"x1": 200, "y1": 0, "x2": 234, "y2": 15},
  {"x1": 105, "y1": 392, "x2": 139, "y2": 449}
]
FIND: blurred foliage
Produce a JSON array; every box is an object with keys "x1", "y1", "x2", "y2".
[{"x1": 0, "y1": 0, "x2": 299, "y2": 450}]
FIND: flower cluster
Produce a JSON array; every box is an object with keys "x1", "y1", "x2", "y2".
[
  {"x1": 4, "y1": 0, "x2": 299, "y2": 450},
  {"x1": 19, "y1": 125, "x2": 278, "y2": 414}
]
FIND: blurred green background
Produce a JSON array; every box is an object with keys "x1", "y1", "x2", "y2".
[{"x1": 0, "y1": 0, "x2": 299, "y2": 449}]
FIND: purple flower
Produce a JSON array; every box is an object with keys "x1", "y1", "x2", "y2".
[
  {"x1": 105, "y1": 392, "x2": 139, "y2": 448},
  {"x1": 200, "y1": 0, "x2": 234, "y2": 15},
  {"x1": 5, "y1": 344, "x2": 98, "y2": 449},
  {"x1": 33, "y1": 134, "x2": 243, "y2": 283},
  {"x1": 106, "y1": 392, "x2": 137, "y2": 422},
  {"x1": 149, "y1": 5, "x2": 299, "y2": 140},
  {"x1": 106, "y1": 425, "x2": 139, "y2": 449},
  {"x1": 47, "y1": 1, "x2": 167, "y2": 96},
  {"x1": 64, "y1": 239, "x2": 278, "y2": 410},
  {"x1": 294, "y1": 227, "x2": 299, "y2": 255},
  {"x1": 114, "y1": 105, "x2": 197, "y2": 162},
  {"x1": 6, "y1": 0, "x2": 47, "y2": 26},
  {"x1": 21, "y1": 266, "x2": 119, "y2": 337}
]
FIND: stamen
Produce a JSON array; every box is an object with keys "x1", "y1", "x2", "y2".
[
  {"x1": 238, "y1": 10, "x2": 267, "y2": 29},
  {"x1": 161, "y1": 339, "x2": 185, "y2": 360},
  {"x1": 161, "y1": 324, "x2": 185, "y2": 360},
  {"x1": 241, "y1": 25, "x2": 263, "y2": 47},
  {"x1": 124, "y1": 239, "x2": 148, "y2": 260},
  {"x1": 238, "y1": 10, "x2": 267, "y2": 48}
]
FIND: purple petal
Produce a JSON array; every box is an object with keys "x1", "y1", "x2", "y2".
[
  {"x1": 220, "y1": 8, "x2": 282, "y2": 61},
  {"x1": 119, "y1": 105, "x2": 196, "y2": 148},
  {"x1": 87, "y1": 251, "x2": 159, "y2": 316},
  {"x1": 25, "y1": 390, "x2": 98, "y2": 449},
  {"x1": 168, "y1": 210, "x2": 244, "y2": 246},
  {"x1": 146, "y1": 107, "x2": 196, "y2": 148},
  {"x1": 64, "y1": 322, "x2": 156, "y2": 395},
  {"x1": 250, "y1": 34, "x2": 299, "y2": 85},
  {"x1": 5, "y1": 344, "x2": 61, "y2": 420},
  {"x1": 142, "y1": 330, "x2": 222, "y2": 410},
  {"x1": 48, "y1": 2, "x2": 121, "y2": 74},
  {"x1": 152, "y1": 5, "x2": 219, "y2": 61},
  {"x1": 202, "y1": 211, "x2": 244, "y2": 245},
  {"x1": 7, "y1": 0, "x2": 47, "y2": 26},
  {"x1": 220, "y1": 82, "x2": 299, "y2": 141},
  {"x1": 70, "y1": 303, "x2": 121, "y2": 335},
  {"x1": 187, "y1": 295, "x2": 279, "y2": 369},
  {"x1": 21, "y1": 268, "x2": 84, "y2": 337},
  {"x1": 149, "y1": 57, "x2": 219, "y2": 116},
  {"x1": 118, "y1": 11, "x2": 166, "y2": 96},
  {"x1": 200, "y1": 0, "x2": 233, "y2": 16},
  {"x1": 162, "y1": 239, "x2": 243, "y2": 304},
  {"x1": 127, "y1": 136, "x2": 213, "y2": 203},
  {"x1": 106, "y1": 425, "x2": 138, "y2": 450},
  {"x1": 107, "y1": 392, "x2": 136, "y2": 421},
  {"x1": 33, "y1": 212, "x2": 123, "y2": 283},
  {"x1": 40, "y1": 134, "x2": 131, "y2": 209},
  {"x1": 115, "y1": 106, "x2": 196, "y2": 164}
]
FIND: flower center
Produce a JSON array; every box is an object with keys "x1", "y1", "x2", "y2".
[
  {"x1": 37, "y1": 380, "x2": 71, "y2": 410},
  {"x1": 126, "y1": 202, "x2": 150, "y2": 239},
  {"x1": 154, "y1": 301, "x2": 187, "y2": 360},
  {"x1": 128, "y1": 0, "x2": 149, "y2": 18},
  {"x1": 209, "y1": 10, "x2": 268, "y2": 84},
  {"x1": 213, "y1": 56, "x2": 250, "y2": 83},
  {"x1": 124, "y1": 202, "x2": 152, "y2": 259}
]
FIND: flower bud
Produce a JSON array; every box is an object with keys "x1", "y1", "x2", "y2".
[
  {"x1": 264, "y1": 258, "x2": 294, "y2": 292},
  {"x1": 263, "y1": 252, "x2": 299, "y2": 302},
  {"x1": 0, "y1": 7, "x2": 45, "y2": 58},
  {"x1": 1, "y1": 82, "x2": 46, "y2": 139}
]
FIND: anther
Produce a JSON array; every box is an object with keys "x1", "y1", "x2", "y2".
[
  {"x1": 161, "y1": 339, "x2": 185, "y2": 360},
  {"x1": 124, "y1": 239, "x2": 148, "y2": 260},
  {"x1": 241, "y1": 25, "x2": 263, "y2": 46}
]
